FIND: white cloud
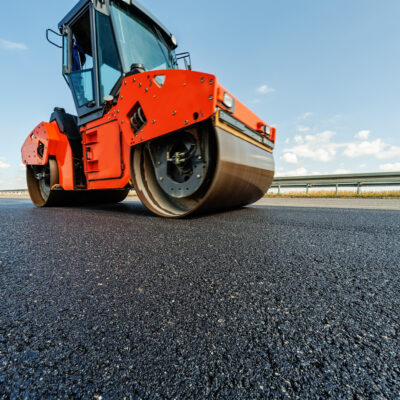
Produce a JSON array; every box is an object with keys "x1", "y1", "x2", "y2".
[
  {"x1": 284, "y1": 124, "x2": 400, "y2": 169},
  {"x1": 0, "y1": 165, "x2": 27, "y2": 190},
  {"x1": 276, "y1": 167, "x2": 308, "y2": 177},
  {"x1": 297, "y1": 125, "x2": 310, "y2": 133},
  {"x1": 287, "y1": 133, "x2": 400, "y2": 164},
  {"x1": 377, "y1": 145, "x2": 400, "y2": 160},
  {"x1": 0, "y1": 38, "x2": 27, "y2": 51},
  {"x1": 333, "y1": 168, "x2": 352, "y2": 174},
  {"x1": 256, "y1": 84, "x2": 275, "y2": 94},
  {"x1": 355, "y1": 130, "x2": 370, "y2": 140},
  {"x1": 284, "y1": 138, "x2": 290, "y2": 144},
  {"x1": 379, "y1": 162, "x2": 400, "y2": 172},
  {"x1": 300, "y1": 112, "x2": 313, "y2": 120},
  {"x1": 343, "y1": 139, "x2": 386, "y2": 158},
  {"x1": 294, "y1": 135, "x2": 304, "y2": 144},
  {"x1": 284, "y1": 131, "x2": 337, "y2": 162},
  {"x1": 342, "y1": 133, "x2": 400, "y2": 159},
  {"x1": 0, "y1": 159, "x2": 11, "y2": 169},
  {"x1": 281, "y1": 152, "x2": 298, "y2": 164}
]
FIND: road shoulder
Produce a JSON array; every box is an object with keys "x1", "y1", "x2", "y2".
[{"x1": 255, "y1": 197, "x2": 400, "y2": 210}]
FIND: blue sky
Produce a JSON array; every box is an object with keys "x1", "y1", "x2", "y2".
[{"x1": 0, "y1": 0, "x2": 399, "y2": 189}]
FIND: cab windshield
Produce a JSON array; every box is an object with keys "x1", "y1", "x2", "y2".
[{"x1": 110, "y1": 2, "x2": 176, "y2": 73}]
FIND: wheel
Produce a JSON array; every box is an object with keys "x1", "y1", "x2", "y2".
[
  {"x1": 26, "y1": 158, "x2": 59, "y2": 207},
  {"x1": 131, "y1": 120, "x2": 275, "y2": 218},
  {"x1": 131, "y1": 122, "x2": 216, "y2": 217}
]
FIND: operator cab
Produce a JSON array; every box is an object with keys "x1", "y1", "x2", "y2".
[{"x1": 57, "y1": 0, "x2": 181, "y2": 125}]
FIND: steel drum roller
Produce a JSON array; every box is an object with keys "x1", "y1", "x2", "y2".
[{"x1": 132, "y1": 121, "x2": 274, "y2": 218}]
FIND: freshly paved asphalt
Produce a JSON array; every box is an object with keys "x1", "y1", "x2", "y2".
[{"x1": 1, "y1": 198, "x2": 399, "y2": 399}]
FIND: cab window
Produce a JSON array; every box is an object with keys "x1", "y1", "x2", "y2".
[
  {"x1": 96, "y1": 12, "x2": 122, "y2": 101},
  {"x1": 68, "y1": 9, "x2": 95, "y2": 107},
  {"x1": 110, "y1": 2, "x2": 175, "y2": 73}
]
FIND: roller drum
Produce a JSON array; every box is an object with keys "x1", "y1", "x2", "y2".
[
  {"x1": 195, "y1": 127, "x2": 274, "y2": 214},
  {"x1": 132, "y1": 122, "x2": 275, "y2": 218}
]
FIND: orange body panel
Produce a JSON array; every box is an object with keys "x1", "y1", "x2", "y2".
[
  {"x1": 84, "y1": 120, "x2": 123, "y2": 181},
  {"x1": 22, "y1": 122, "x2": 59, "y2": 166},
  {"x1": 22, "y1": 70, "x2": 275, "y2": 192},
  {"x1": 82, "y1": 70, "x2": 273, "y2": 190},
  {"x1": 82, "y1": 69, "x2": 220, "y2": 190},
  {"x1": 21, "y1": 121, "x2": 75, "y2": 190},
  {"x1": 216, "y1": 85, "x2": 274, "y2": 141}
]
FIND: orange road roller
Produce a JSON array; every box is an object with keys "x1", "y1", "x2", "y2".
[{"x1": 21, "y1": 0, "x2": 276, "y2": 217}]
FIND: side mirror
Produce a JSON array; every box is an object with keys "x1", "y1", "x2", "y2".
[
  {"x1": 46, "y1": 28, "x2": 62, "y2": 48},
  {"x1": 62, "y1": 25, "x2": 72, "y2": 75}
]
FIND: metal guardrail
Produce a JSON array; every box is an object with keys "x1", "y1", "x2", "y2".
[
  {"x1": 271, "y1": 172, "x2": 400, "y2": 194},
  {"x1": 0, "y1": 189, "x2": 28, "y2": 194},
  {"x1": 2, "y1": 172, "x2": 400, "y2": 196}
]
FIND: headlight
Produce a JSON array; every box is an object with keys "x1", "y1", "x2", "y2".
[
  {"x1": 170, "y1": 34, "x2": 178, "y2": 48},
  {"x1": 263, "y1": 125, "x2": 271, "y2": 136},
  {"x1": 222, "y1": 93, "x2": 235, "y2": 109}
]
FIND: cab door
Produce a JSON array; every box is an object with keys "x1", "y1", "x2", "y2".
[
  {"x1": 63, "y1": 6, "x2": 124, "y2": 184},
  {"x1": 63, "y1": 5, "x2": 100, "y2": 120},
  {"x1": 82, "y1": 10, "x2": 125, "y2": 183}
]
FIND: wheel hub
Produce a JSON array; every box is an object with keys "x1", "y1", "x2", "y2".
[
  {"x1": 147, "y1": 131, "x2": 207, "y2": 198},
  {"x1": 32, "y1": 165, "x2": 51, "y2": 200}
]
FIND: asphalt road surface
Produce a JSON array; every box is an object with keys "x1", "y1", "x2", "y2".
[
  {"x1": 257, "y1": 197, "x2": 400, "y2": 211},
  {"x1": 1, "y1": 198, "x2": 400, "y2": 399}
]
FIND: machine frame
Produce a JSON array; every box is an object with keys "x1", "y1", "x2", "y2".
[{"x1": 21, "y1": 0, "x2": 276, "y2": 217}]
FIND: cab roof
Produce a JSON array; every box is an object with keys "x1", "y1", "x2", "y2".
[{"x1": 58, "y1": 0, "x2": 174, "y2": 43}]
